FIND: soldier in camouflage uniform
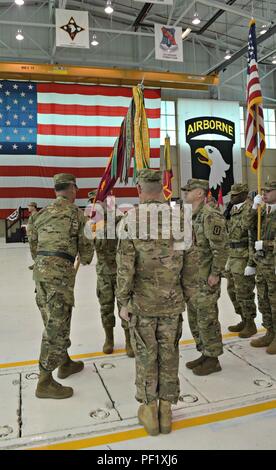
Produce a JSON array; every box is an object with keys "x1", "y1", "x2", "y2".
[
  {"x1": 87, "y1": 191, "x2": 134, "y2": 357},
  {"x1": 28, "y1": 173, "x2": 94, "y2": 399},
  {"x1": 225, "y1": 183, "x2": 257, "y2": 338},
  {"x1": 117, "y1": 169, "x2": 185, "y2": 436},
  {"x1": 182, "y1": 179, "x2": 228, "y2": 375},
  {"x1": 249, "y1": 181, "x2": 276, "y2": 354}
]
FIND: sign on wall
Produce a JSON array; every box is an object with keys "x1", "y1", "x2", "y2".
[
  {"x1": 178, "y1": 100, "x2": 242, "y2": 200},
  {"x1": 56, "y1": 9, "x2": 89, "y2": 48},
  {"x1": 154, "y1": 24, "x2": 183, "y2": 62},
  {"x1": 135, "y1": 0, "x2": 173, "y2": 4}
]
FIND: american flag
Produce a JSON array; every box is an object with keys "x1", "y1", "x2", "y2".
[
  {"x1": 0, "y1": 81, "x2": 160, "y2": 218},
  {"x1": 245, "y1": 19, "x2": 266, "y2": 172}
]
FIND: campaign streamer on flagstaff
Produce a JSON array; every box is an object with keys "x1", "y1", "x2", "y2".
[{"x1": 0, "y1": 81, "x2": 161, "y2": 218}]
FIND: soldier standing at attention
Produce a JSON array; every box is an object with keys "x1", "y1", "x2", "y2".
[
  {"x1": 225, "y1": 183, "x2": 257, "y2": 338},
  {"x1": 87, "y1": 190, "x2": 134, "y2": 357},
  {"x1": 27, "y1": 201, "x2": 38, "y2": 223},
  {"x1": 117, "y1": 169, "x2": 185, "y2": 436},
  {"x1": 29, "y1": 173, "x2": 94, "y2": 399},
  {"x1": 182, "y1": 179, "x2": 228, "y2": 375},
  {"x1": 250, "y1": 181, "x2": 276, "y2": 354}
]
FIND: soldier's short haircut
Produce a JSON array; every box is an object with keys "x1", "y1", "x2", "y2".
[
  {"x1": 139, "y1": 180, "x2": 163, "y2": 194},
  {"x1": 54, "y1": 182, "x2": 72, "y2": 191}
]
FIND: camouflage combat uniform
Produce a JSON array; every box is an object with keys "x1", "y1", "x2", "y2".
[
  {"x1": 87, "y1": 191, "x2": 127, "y2": 331},
  {"x1": 94, "y1": 226, "x2": 128, "y2": 330},
  {"x1": 116, "y1": 172, "x2": 185, "y2": 405},
  {"x1": 182, "y1": 181, "x2": 228, "y2": 359},
  {"x1": 249, "y1": 182, "x2": 276, "y2": 347},
  {"x1": 29, "y1": 178, "x2": 93, "y2": 372},
  {"x1": 226, "y1": 187, "x2": 256, "y2": 324}
]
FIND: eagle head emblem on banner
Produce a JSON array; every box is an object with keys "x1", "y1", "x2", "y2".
[{"x1": 185, "y1": 116, "x2": 234, "y2": 198}]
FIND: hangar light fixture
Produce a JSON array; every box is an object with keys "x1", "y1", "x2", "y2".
[
  {"x1": 16, "y1": 29, "x2": 24, "y2": 40},
  {"x1": 15, "y1": 0, "x2": 24, "y2": 5},
  {"x1": 192, "y1": 11, "x2": 201, "y2": 25},
  {"x1": 260, "y1": 24, "x2": 268, "y2": 35},
  {"x1": 224, "y1": 49, "x2": 232, "y2": 60},
  {"x1": 182, "y1": 28, "x2": 192, "y2": 39},
  {"x1": 91, "y1": 33, "x2": 99, "y2": 46},
  {"x1": 105, "y1": 0, "x2": 114, "y2": 15}
]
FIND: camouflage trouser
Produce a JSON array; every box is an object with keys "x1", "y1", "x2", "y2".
[
  {"x1": 256, "y1": 265, "x2": 276, "y2": 333},
  {"x1": 96, "y1": 269, "x2": 128, "y2": 330},
  {"x1": 129, "y1": 314, "x2": 183, "y2": 404},
  {"x1": 226, "y1": 271, "x2": 256, "y2": 320},
  {"x1": 184, "y1": 281, "x2": 223, "y2": 357},
  {"x1": 35, "y1": 281, "x2": 72, "y2": 371}
]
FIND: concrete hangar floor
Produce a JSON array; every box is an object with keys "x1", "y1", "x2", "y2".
[{"x1": 0, "y1": 239, "x2": 276, "y2": 451}]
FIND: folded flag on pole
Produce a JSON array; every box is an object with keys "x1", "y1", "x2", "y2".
[
  {"x1": 163, "y1": 135, "x2": 173, "y2": 200},
  {"x1": 245, "y1": 19, "x2": 266, "y2": 172},
  {"x1": 95, "y1": 84, "x2": 150, "y2": 202}
]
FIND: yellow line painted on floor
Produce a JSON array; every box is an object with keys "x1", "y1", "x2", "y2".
[
  {"x1": 29, "y1": 399, "x2": 276, "y2": 450},
  {"x1": 0, "y1": 329, "x2": 265, "y2": 370}
]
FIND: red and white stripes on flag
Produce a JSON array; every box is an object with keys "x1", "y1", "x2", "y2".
[
  {"x1": 0, "y1": 82, "x2": 160, "y2": 218},
  {"x1": 245, "y1": 19, "x2": 266, "y2": 172}
]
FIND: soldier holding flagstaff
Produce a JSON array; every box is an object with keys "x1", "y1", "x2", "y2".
[{"x1": 249, "y1": 182, "x2": 276, "y2": 354}]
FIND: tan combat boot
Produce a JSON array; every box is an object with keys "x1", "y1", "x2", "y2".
[
  {"x1": 124, "y1": 329, "x2": 134, "y2": 358},
  {"x1": 250, "y1": 329, "x2": 274, "y2": 347},
  {"x1": 266, "y1": 337, "x2": 276, "y2": 355},
  {"x1": 36, "y1": 368, "x2": 73, "y2": 399},
  {"x1": 138, "y1": 400, "x2": 159, "y2": 436},
  {"x1": 228, "y1": 321, "x2": 245, "y2": 332},
  {"x1": 193, "y1": 357, "x2": 222, "y2": 376},
  {"x1": 186, "y1": 354, "x2": 206, "y2": 370},
  {"x1": 103, "y1": 327, "x2": 114, "y2": 354},
  {"x1": 57, "y1": 353, "x2": 84, "y2": 379},
  {"x1": 159, "y1": 400, "x2": 172, "y2": 434},
  {"x1": 239, "y1": 319, "x2": 257, "y2": 338}
]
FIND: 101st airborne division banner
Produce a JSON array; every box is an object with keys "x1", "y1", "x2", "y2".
[
  {"x1": 154, "y1": 23, "x2": 183, "y2": 62},
  {"x1": 178, "y1": 99, "x2": 242, "y2": 202},
  {"x1": 56, "y1": 9, "x2": 89, "y2": 48}
]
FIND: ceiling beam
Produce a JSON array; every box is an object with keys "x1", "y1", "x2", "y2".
[
  {"x1": 206, "y1": 23, "x2": 276, "y2": 75},
  {"x1": 197, "y1": 0, "x2": 269, "y2": 24},
  {"x1": 132, "y1": 3, "x2": 153, "y2": 32},
  {"x1": 0, "y1": 62, "x2": 219, "y2": 90},
  {"x1": 196, "y1": 0, "x2": 237, "y2": 35},
  {"x1": 221, "y1": 48, "x2": 276, "y2": 86},
  {"x1": 0, "y1": 19, "x2": 154, "y2": 36}
]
